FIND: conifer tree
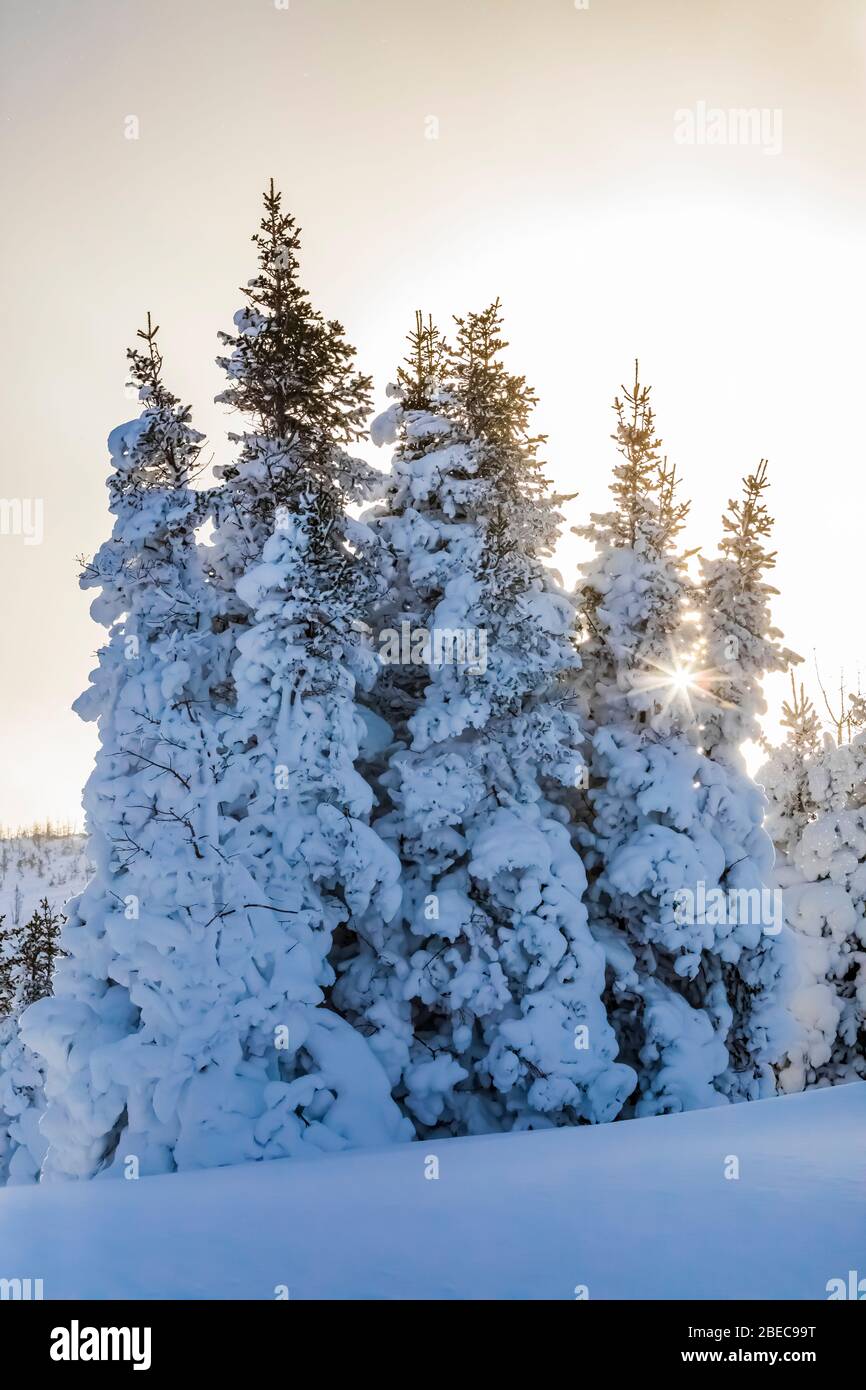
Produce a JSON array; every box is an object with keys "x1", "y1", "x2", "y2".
[
  {"x1": 692, "y1": 463, "x2": 801, "y2": 1098},
  {"x1": 360, "y1": 310, "x2": 452, "y2": 738},
  {"x1": 759, "y1": 683, "x2": 866, "y2": 1091},
  {"x1": 0, "y1": 905, "x2": 56, "y2": 1186},
  {"x1": 0, "y1": 1016, "x2": 46, "y2": 1185},
  {"x1": 576, "y1": 364, "x2": 695, "y2": 733},
  {"x1": 0, "y1": 916, "x2": 14, "y2": 1018},
  {"x1": 205, "y1": 183, "x2": 411, "y2": 1159},
  {"x1": 334, "y1": 303, "x2": 634, "y2": 1134},
  {"x1": 17, "y1": 898, "x2": 63, "y2": 1009},
  {"x1": 574, "y1": 366, "x2": 789, "y2": 1115},
  {"x1": 0, "y1": 913, "x2": 26, "y2": 1182},
  {"x1": 699, "y1": 461, "x2": 798, "y2": 766},
  {"x1": 210, "y1": 178, "x2": 374, "y2": 586},
  {"x1": 21, "y1": 317, "x2": 231, "y2": 1176},
  {"x1": 761, "y1": 675, "x2": 821, "y2": 854}
]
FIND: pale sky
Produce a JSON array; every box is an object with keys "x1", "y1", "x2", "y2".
[{"x1": 2, "y1": 0, "x2": 865, "y2": 827}]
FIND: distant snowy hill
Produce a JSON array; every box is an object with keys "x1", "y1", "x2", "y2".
[
  {"x1": 0, "y1": 835, "x2": 91, "y2": 929},
  {"x1": 1, "y1": 1083, "x2": 862, "y2": 1299}
]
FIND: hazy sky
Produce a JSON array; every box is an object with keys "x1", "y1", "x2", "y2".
[{"x1": 2, "y1": 0, "x2": 866, "y2": 826}]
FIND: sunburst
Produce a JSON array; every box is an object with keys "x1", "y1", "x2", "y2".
[{"x1": 629, "y1": 644, "x2": 735, "y2": 721}]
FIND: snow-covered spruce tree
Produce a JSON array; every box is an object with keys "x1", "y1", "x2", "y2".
[
  {"x1": 694, "y1": 462, "x2": 800, "y2": 1099},
  {"x1": 333, "y1": 302, "x2": 635, "y2": 1136},
  {"x1": 204, "y1": 181, "x2": 411, "y2": 1158},
  {"x1": 699, "y1": 461, "x2": 799, "y2": 766},
  {"x1": 760, "y1": 676, "x2": 822, "y2": 856},
  {"x1": 0, "y1": 912, "x2": 39, "y2": 1184},
  {"x1": 0, "y1": 916, "x2": 14, "y2": 1019},
  {"x1": 573, "y1": 366, "x2": 788, "y2": 1115},
  {"x1": 358, "y1": 310, "x2": 455, "y2": 743},
  {"x1": 20, "y1": 316, "x2": 231, "y2": 1177},
  {"x1": 759, "y1": 679, "x2": 866, "y2": 1091},
  {"x1": 17, "y1": 898, "x2": 64, "y2": 1009},
  {"x1": 0, "y1": 901, "x2": 62, "y2": 1185},
  {"x1": 0, "y1": 1015, "x2": 47, "y2": 1185}
]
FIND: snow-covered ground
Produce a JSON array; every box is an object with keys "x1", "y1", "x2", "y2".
[
  {"x1": 0, "y1": 835, "x2": 91, "y2": 929},
  {"x1": 1, "y1": 1082, "x2": 862, "y2": 1300}
]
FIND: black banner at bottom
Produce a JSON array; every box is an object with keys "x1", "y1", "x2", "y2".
[{"x1": 2, "y1": 1298, "x2": 860, "y2": 1375}]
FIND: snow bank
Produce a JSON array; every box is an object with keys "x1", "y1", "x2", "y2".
[{"x1": 0, "y1": 1084, "x2": 862, "y2": 1299}]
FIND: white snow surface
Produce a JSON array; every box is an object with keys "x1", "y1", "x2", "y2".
[{"x1": 1, "y1": 1083, "x2": 862, "y2": 1300}]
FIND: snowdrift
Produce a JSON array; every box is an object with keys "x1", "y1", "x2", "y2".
[{"x1": 0, "y1": 1083, "x2": 863, "y2": 1299}]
